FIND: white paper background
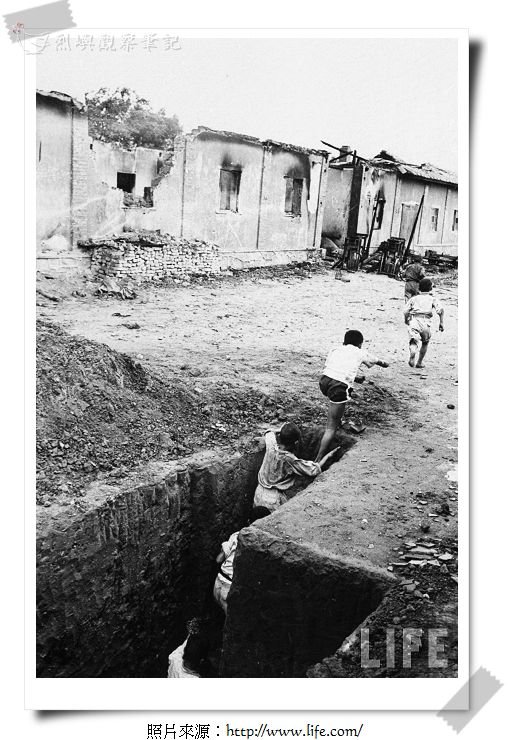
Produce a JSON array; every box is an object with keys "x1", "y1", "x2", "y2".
[{"x1": 1, "y1": 0, "x2": 506, "y2": 736}]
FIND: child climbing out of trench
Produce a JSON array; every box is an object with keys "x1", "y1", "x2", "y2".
[
  {"x1": 403, "y1": 277, "x2": 444, "y2": 368},
  {"x1": 315, "y1": 330, "x2": 389, "y2": 462},
  {"x1": 213, "y1": 506, "x2": 271, "y2": 614},
  {"x1": 253, "y1": 422, "x2": 341, "y2": 512}
]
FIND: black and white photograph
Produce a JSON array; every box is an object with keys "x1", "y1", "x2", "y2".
[{"x1": 23, "y1": 25, "x2": 470, "y2": 712}]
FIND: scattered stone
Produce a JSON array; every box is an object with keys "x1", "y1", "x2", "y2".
[
  {"x1": 122, "y1": 322, "x2": 141, "y2": 330},
  {"x1": 436, "y1": 502, "x2": 451, "y2": 516},
  {"x1": 447, "y1": 404, "x2": 456, "y2": 409}
]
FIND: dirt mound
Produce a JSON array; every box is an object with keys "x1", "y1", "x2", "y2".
[{"x1": 36, "y1": 321, "x2": 327, "y2": 506}]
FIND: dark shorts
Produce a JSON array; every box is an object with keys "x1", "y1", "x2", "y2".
[{"x1": 319, "y1": 375, "x2": 350, "y2": 403}]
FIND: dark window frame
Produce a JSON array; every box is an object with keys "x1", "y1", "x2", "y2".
[
  {"x1": 284, "y1": 177, "x2": 304, "y2": 216},
  {"x1": 116, "y1": 172, "x2": 136, "y2": 194},
  {"x1": 219, "y1": 168, "x2": 241, "y2": 212},
  {"x1": 374, "y1": 197, "x2": 385, "y2": 230},
  {"x1": 430, "y1": 207, "x2": 440, "y2": 232}
]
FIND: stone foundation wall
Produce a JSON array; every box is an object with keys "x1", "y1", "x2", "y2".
[{"x1": 87, "y1": 233, "x2": 221, "y2": 282}]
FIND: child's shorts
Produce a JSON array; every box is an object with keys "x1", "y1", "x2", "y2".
[
  {"x1": 408, "y1": 317, "x2": 432, "y2": 343},
  {"x1": 253, "y1": 483, "x2": 289, "y2": 512},
  {"x1": 319, "y1": 375, "x2": 350, "y2": 404}
]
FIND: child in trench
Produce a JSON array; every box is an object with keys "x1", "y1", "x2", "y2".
[
  {"x1": 167, "y1": 620, "x2": 211, "y2": 678},
  {"x1": 315, "y1": 330, "x2": 389, "y2": 462},
  {"x1": 213, "y1": 506, "x2": 271, "y2": 615},
  {"x1": 253, "y1": 422, "x2": 341, "y2": 513},
  {"x1": 403, "y1": 277, "x2": 444, "y2": 368}
]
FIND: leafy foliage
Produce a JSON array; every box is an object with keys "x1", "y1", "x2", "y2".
[{"x1": 86, "y1": 87, "x2": 182, "y2": 150}]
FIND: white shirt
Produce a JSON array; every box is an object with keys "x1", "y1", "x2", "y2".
[
  {"x1": 220, "y1": 532, "x2": 239, "y2": 580},
  {"x1": 167, "y1": 639, "x2": 200, "y2": 679},
  {"x1": 404, "y1": 292, "x2": 444, "y2": 319},
  {"x1": 322, "y1": 344, "x2": 378, "y2": 386}
]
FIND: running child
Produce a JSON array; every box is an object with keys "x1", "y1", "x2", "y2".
[
  {"x1": 403, "y1": 277, "x2": 444, "y2": 368},
  {"x1": 315, "y1": 330, "x2": 389, "y2": 461}
]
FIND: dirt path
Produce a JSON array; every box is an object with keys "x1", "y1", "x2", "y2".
[{"x1": 37, "y1": 267, "x2": 458, "y2": 535}]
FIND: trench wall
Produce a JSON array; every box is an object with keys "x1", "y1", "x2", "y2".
[
  {"x1": 36, "y1": 447, "x2": 262, "y2": 678},
  {"x1": 221, "y1": 489, "x2": 396, "y2": 677}
]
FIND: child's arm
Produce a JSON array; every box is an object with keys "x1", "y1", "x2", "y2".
[
  {"x1": 360, "y1": 353, "x2": 389, "y2": 370},
  {"x1": 286, "y1": 456, "x2": 322, "y2": 478},
  {"x1": 433, "y1": 297, "x2": 445, "y2": 332},
  {"x1": 403, "y1": 300, "x2": 413, "y2": 325},
  {"x1": 317, "y1": 446, "x2": 342, "y2": 469}
]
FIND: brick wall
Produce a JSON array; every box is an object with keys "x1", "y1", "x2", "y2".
[
  {"x1": 70, "y1": 106, "x2": 90, "y2": 245},
  {"x1": 87, "y1": 232, "x2": 221, "y2": 281}
]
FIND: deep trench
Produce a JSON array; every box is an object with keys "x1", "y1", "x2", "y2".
[{"x1": 36, "y1": 425, "x2": 388, "y2": 678}]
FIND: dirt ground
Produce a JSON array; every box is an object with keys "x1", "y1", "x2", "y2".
[
  {"x1": 37, "y1": 262, "x2": 459, "y2": 674},
  {"x1": 37, "y1": 264, "x2": 458, "y2": 499}
]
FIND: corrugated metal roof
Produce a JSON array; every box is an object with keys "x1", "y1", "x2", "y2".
[
  {"x1": 371, "y1": 151, "x2": 457, "y2": 186},
  {"x1": 328, "y1": 146, "x2": 457, "y2": 186}
]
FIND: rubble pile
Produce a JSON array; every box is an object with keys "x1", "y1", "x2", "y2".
[{"x1": 81, "y1": 230, "x2": 221, "y2": 283}]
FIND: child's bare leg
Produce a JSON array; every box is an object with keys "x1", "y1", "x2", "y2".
[
  {"x1": 315, "y1": 401, "x2": 345, "y2": 461},
  {"x1": 408, "y1": 339, "x2": 418, "y2": 367},
  {"x1": 416, "y1": 340, "x2": 429, "y2": 368}
]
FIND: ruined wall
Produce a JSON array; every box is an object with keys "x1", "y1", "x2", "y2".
[
  {"x1": 257, "y1": 146, "x2": 316, "y2": 254},
  {"x1": 441, "y1": 187, "x2": 458, "y2": 251},
  {"x1": 36, "y1": 95, "x2": 73, "y2": 250},
  {"x1": 182, "y1": 131, "x2": 264, "y2": 253},
  {"x1": 356, "y1": 167, "x2": 398, "y2": 253},
  {"x1": 36, "y1": 448, "x2": 263, "y2": 678},
  {"x1": 221, "y1": 485, "x2": 395, "y2": 677},
  {"x1": 90, "y1": 141, "x2": 160, "y2": 197},
  {"x1": 180, "y1": 131, "x2": 327, "y2": 268},
  {"x1": 36, "y1": 93, "x2": 91, "y2": 272},
  {"x1": 322, "y1": 166, "x2": 353, "y2": 242},
  {"x1": 391, "y1": 178, "x2": 458, "y2": 255},
  {"x1": 89, "y1": 234, "x2": 221, "y2": 281}
]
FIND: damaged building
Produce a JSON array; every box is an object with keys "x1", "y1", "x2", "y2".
[
  {"x1": 322, "y1": 147, "x2": 458, "y2": 257},
  {"x1": 36, "y1": 90, "x2": 329, "y2": 273}
]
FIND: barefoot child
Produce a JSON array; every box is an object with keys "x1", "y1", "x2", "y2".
[
  {"x1": 315, "y1": 330, "x2": 389, "y2": 461},
  {"x1": 403, "y1": 277, "x2": 444, "y2": 368},
  {"x1": 253, "y1": 423, "x2": 340, "y2": 512}
]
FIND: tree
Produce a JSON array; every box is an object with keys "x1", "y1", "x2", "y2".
[{"x1": 86, "y1": 87, "x2": 182, "y2": 150}]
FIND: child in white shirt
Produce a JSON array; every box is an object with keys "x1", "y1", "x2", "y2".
[
  {"x1": 403, "y1": 278, "x2": 444, "y2": 368},
  {"x1": 315, "y1": 329, "x2": 388, "y2": 461}
]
